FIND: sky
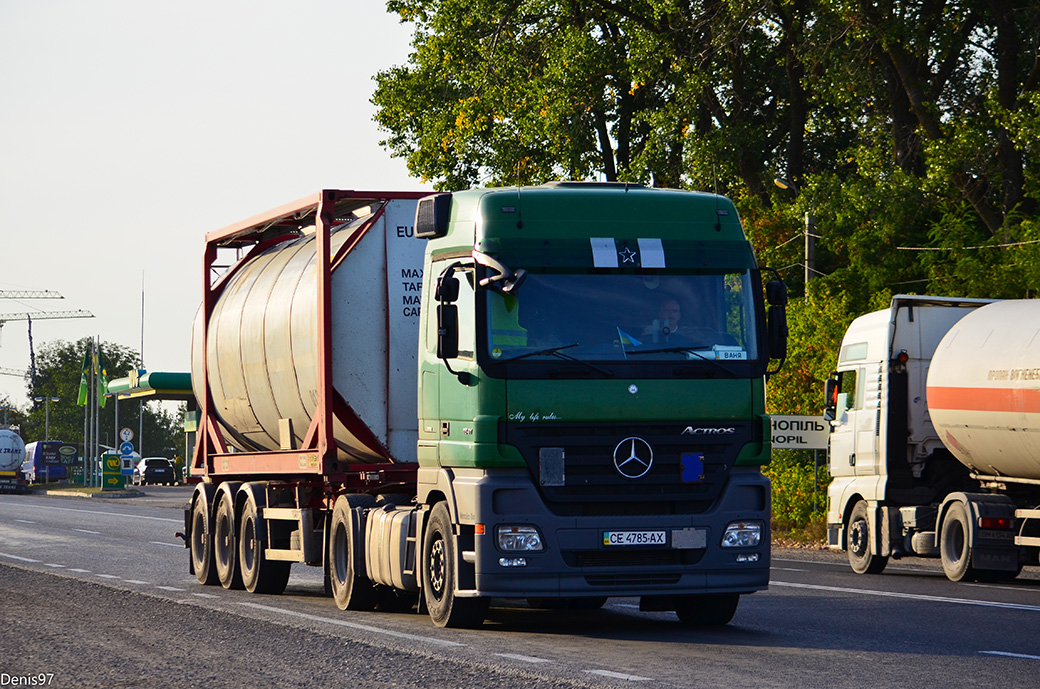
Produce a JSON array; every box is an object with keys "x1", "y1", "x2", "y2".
[{"x1": 0, "y1": 1, "x2": 428, "y2": 408}]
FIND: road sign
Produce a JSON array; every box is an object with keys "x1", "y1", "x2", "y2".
[
  {"x1": 770, "y1": 415, "x2": 830, "y2": 450},
  {"x1": 119, "y1": 441, "x2": 134, "y2": 456},
  {"x1": 120, "y1": 428, "x2": 134, "y2": 443}
]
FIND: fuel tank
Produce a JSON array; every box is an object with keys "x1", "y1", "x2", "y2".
[
  {"x1": 191, "y1": 199, "x2": 425, "y2": 464},
  {"x1": 926, "y1": 300, "x2": 1040, "y2": 479}
]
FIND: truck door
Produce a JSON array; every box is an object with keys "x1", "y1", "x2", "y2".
[{"x1": 829, "y1": 368, "x2": 860, "y2": 479}]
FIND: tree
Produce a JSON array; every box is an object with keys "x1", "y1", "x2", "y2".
[
  {"x1": 375, "y1": 0, "x2": 1040, "y2": 406},
  {"x1": 18, "y1": 338, "x2": 183, "y2": 458}
]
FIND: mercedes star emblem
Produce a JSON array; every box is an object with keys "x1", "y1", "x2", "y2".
[{"x1": 613, "y1": 437, "x2": 654, "y2": 479}]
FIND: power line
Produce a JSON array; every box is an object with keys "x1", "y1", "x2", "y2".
[{"x1": 898, "y1": 238, "x2": 1040, "y2": 251}]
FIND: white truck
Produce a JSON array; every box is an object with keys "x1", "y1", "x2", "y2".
[{"x1": 825, "y1": 295, "x2": 1040, "y2": 581}]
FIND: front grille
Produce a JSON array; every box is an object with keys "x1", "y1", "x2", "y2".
[{"x1": 502, "y1": 421, "x2": 755, "y2": 515}]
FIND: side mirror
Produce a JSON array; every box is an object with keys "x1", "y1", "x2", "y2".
[
  {"x1": 766, "y1": 280, "x2": 788, "y2": 306},
  {"x1": 824, "y1": 375, "x2": 838, "y2": 421},
  {"x1": 436, "y1": 274, "x2": 460, "y2": 303},
  {"x1": 437, "y1": 304, "x2": 459, "y2": 359},
  {"x1": 768, "y1": 304, "x2": 788, "y2": 360}
]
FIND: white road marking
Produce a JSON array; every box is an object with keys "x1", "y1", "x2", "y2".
[
  {"x1": 965, "y1": 582, "x2": 1034, "y2": 593},
  {"x1": 150, "y1": 541, "x2": 183, "y2": 548},
  {"x1": 68, "y1": 569, "x2": 91, "y2": 573},
  {"x1": 192, "y1": 592, "x2": 220, "y2": 599},
  {"x1": 0, "y1": 552, "x2": 40, "y2": 563},
  {"x1": 237, "y1": 601, "x2": 466, "y2": 648},
  {"x1": 124, "y1": 580, "x2": 151, "y2": 585},
  {"x1": 95, "y1": 574, "x2": 120, "y2": 579},
  {"x1": 586, "y1": 669, "x2": 652, "y2": 681},
  {"x1": 771, "y1": 567, "x2": 807, "y2": 572},
  {"x1": 44, "y1": 563, "x2": 66, "y2": 568},
  {"x1": 495, "y1": 653, "x2": 551, "y2": 664},
  {"x1": 14, "y1": 519, "x2": 35, "y2": 524},
  {"x1": 74, "y1": 529, "x2": 102, "y2": 535},
  {"x1": 772, "y1": 580, "x2": 1040, "y2": 612},
  {"x1": 156, "y1": 586, "x2": 185, "y2": 592},
  {"x1": 1, "y1": 503, "x2": 181, "y2": 523},
  {"x1": 981, "y1": 651, "x2": 1040, "y2": 661}
]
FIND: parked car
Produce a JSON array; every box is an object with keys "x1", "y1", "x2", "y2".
[{"x1": 134, "y1": 457, "x2": 177, "y2": 485}]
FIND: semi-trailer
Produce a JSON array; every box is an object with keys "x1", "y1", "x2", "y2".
[
  {"x1": 184, "y1": 184, "x2": 788, "y2": 627},
  {"x1": 825, "y1": 295, "x2": 1040, "y2": 581}
]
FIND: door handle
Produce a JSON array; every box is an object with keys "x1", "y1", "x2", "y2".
[{"x1": 849, "y1": 454, "x2": 856, "y2": 466}]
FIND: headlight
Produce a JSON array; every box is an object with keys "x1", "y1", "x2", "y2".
[
  {"x1": 721, "y1": 521, "x2": 762, "y2": 548},
  {"x1": 496, "y1": 525, "x2": 544, "y2": 552}
]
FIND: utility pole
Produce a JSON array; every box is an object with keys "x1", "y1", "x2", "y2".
[{"x1": 805, "y1": 211, "x2": 816, "y2": 284}]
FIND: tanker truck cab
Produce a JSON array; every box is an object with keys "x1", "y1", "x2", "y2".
[
  {"x1": 824, "y1": 295, "x2": 1022, "y2": 578},
  {"x1": 414, "y1": 183, "x2": 786, "y2": 624}
]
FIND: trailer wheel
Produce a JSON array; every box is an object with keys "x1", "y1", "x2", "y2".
[
  {"x1": 214, "y1": 492, "x2": 243, "y2": 590},
  {"x1": 847, "y1": 500, "x2": 888, "y2": 574},
  {"x1": 190, "y1": 495, "x2": 218, "y2": 585},
  {"x1": 674, "y1": 593, "x2": 739, "y2": 626},
  {"x1": 329, "y1": 495, "x2": 378, "y2": 611},
  {"x1": 238, "y1": 494, "x2": 290, "y2": 594},
  {"x1": 940, "y1": 501, "x2": 976, "y2": 582},
  {"x1": 422, "y1": 502, "x2": 488, "y2": 628}
]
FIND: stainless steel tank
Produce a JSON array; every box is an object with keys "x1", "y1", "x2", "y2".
[
  {"x1": 191, "y1": 200, "x2": 425, "y2": 464},
  {"x1": 926, "y1": 300, "x2": 1040, "y2": 479}
]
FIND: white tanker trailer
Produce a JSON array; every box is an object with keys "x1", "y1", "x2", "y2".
[
  {"x1": 0, "y1": 428, "x2": 27, "y2": 494},
  {"x1": 824, "y1": 296, "x2": 1040, "y2": 581}
]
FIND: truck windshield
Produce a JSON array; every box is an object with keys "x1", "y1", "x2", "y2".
[{"x1": 486, "y1": 271, "x2": 759, "y2": 363}]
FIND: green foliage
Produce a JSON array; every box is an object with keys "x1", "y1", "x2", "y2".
[
  {"x1": 15, "y1": 338, "x2": 183, "y2": 458},
  {"x1": 764, "y1": 449, "x2": 831, "y2": 541},
  {"x1": 376, "y1": 0, "x2": 1040, "y2": 536}
]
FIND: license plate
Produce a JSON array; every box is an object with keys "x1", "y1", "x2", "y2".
[{"x1": 603, "y1": 530, "x2": 667, "y2": 546}]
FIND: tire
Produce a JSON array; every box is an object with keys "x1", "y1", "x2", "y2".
[
  {"x1": 214, "y1": 491, "x2": 243, "y2": 590},
  {"x1": 238, "y1": 490, "x2": 291, "y2": 594},
  {"x1": 329, "y1": 494, "x2": 378, "y2": 611},
  {"x1": 190, "y1": 495, "x2": 218, "y2": 586},
  {"x1": 940, "y1": 501, "x2": 976, "y2": 582},
  {"x1": 674, "y1": 593, "x2": 739, "y2": 626},
  {"x1": 847, "y1": 500, "x2": 888, "y2": 574},
  {"x1": 422, "y1": 502, "x2": 488, "y2": 628}
]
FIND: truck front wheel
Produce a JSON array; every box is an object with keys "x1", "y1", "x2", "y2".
[
  {"x1": 847, "y1": 500, "x2": 888, "y2": 574},
  {"x1": 940, "y1": 501, "x2": 976, "y2": 582},
  {"x1": 422, "y1": 503, "x2": 487, "y2": 628}
]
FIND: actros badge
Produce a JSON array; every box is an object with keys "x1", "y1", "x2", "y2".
[{"x1": 613, "y1": 437, "x2": 654, "y2": 479}]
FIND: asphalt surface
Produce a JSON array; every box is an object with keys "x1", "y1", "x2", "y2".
[{"x1": 3, "y1": 486, "x2": 1040, "y2": 688}]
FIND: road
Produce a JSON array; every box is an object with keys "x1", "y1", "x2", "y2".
[{"x1": 2, "y1": 488, "x2": 1040, "y2": 688}]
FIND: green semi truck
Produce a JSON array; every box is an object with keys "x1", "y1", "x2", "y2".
[{"x1": 185, "y1": 183, "x2": 787, "y2": 628}]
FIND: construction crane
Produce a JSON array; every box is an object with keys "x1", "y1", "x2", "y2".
[
  {"x1": 0, "y1": 290, "x2": 64, "y2": 300},
  {"x1": 0, "y1": 367, "x2": 23, "y2": 377},
  {"x1": 0, "y1": 310, "x2": 95, "y2": 394}
]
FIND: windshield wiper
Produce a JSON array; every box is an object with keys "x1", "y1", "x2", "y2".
[
  {"x1": 501, "y1": 343, "x2": 580, "y2": 362},
  {"x1": 625, "y1": 346, "x2": 737, "y2": 377},
  {"x1": 502, "y1": 344, "x2": 613, "y2": 377}
]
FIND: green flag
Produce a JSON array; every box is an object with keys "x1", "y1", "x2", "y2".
[
  {"x1": 76, "y1": 347, "x2": 91, "y2": 406},
  {"x1": 97, "y1": 345, "x2": 110, "y2": 408}
]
